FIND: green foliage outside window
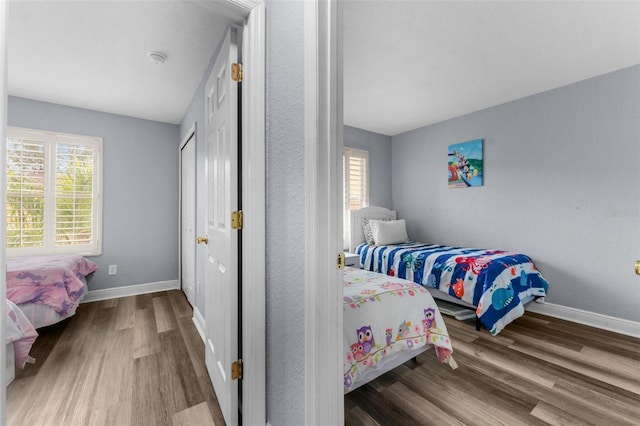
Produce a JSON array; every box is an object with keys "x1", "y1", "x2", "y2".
[{"x1": 6, "y1": 139, "x2": 94, "y2": 249}]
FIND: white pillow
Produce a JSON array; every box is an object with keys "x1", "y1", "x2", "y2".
[{"x1": 369, "y1": 219, "x2": 409, "y2": 245}]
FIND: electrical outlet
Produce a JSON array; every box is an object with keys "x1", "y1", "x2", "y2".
[{"x1": 108, "y1": 265, "x2": 117, "y2": 275}]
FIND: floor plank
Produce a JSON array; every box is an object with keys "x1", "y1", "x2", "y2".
[
  {"x1": 9, "y1": 292, "x2": 639, "y2": 425},
  {"x1": 346, "y1": 311, "x2": 640, "y2": 425},
  {"x1": 172, "y1": 401, "x2": 216, "y2": 426},
  {"x1": 133, "y1": 307, "x2": 162, "y2": 359},
  {"x1": 382, "y1": 382, "x2": 464, "y2": 426},
  {"x1": 6, "y1": 290, "x2": 222, "y2": 426},
  {"x1": 153, "y1": 296, "x2": 178, "y2": 333}
]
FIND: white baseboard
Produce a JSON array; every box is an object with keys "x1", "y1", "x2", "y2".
[
  {"x1": 527, "y1": 301, "x2": 640, "y2": 339},
  {"x1": 82, "y1": 280, "x2": 180, "y2": 303},
  {"x1": 192, "y1": 307, "x2": 206, "y2": 343}
]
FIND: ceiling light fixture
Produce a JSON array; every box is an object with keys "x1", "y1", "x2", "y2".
[{"x1": 147, "y1": 51, "x2": 167, "y2": 64}]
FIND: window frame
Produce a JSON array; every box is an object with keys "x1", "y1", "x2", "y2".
[
  {"x1": 343, "y1": 147, "x2": 369, "y2": 248},
  {"x1": 6, "y1": 126, "x2": 103, "y2": 256}
]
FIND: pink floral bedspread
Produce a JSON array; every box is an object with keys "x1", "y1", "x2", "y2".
[
  {"x1": 6, "y1": 299, "x2": 38, "y2": 368},
  {"x1": 6, "y1": 255, "x2": 96, "y2": 316}
]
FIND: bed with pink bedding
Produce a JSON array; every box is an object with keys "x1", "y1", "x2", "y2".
[{"x1": 6, "y1": 254, "x2": 97, "y2": 329}]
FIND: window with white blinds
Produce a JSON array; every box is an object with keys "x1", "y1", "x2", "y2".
[
  {"x1": 343, "y1": 148, "x2": 369, "y2": 247},
  {"x1": 6, "y1": 127, "x2": 102, "y2": 256}
]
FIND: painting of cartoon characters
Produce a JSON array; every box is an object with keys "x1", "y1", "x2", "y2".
[{"x1": 448, "y1": 139, "x2": 483, "y2": 188}]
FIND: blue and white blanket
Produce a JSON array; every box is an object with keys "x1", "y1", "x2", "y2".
[{"x1": 356, "y1": 242, "x2": 549, "y2": 335}]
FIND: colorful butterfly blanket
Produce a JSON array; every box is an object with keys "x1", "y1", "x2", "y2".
[
  {"x1": 356, "y1": 242, "x2": 549, "y2": 335},
  {"x1": 6, "y1": 255, "x2": 96, "y2": 316},
  {"x1": 343, "y1": 267, "x2": 454, "y2": 393}
]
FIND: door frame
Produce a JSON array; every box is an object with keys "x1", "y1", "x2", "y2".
[
  {"x1": 178, "y1": 122, "x2": 197, "y2": 306},
  {"x1": 0, "y1": 1, "x2": 7, "y2": 421},
  {"x1": 238, "y1": 4, "x2": 266, "y2": 426},
  {"x1": 220, "y1": 1, "x2": 266, "y2": 425},
  {"x1": 196, "y1": 1, "x2": 265, "y2": 424},
  {"x1": 304, "y1": 1, "x2": 344, "y2": 425}
]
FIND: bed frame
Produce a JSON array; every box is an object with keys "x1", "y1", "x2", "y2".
[
  {"x1": 346, "y1": 346, "x2": 426, "y2": 393},
  {"x1": 349, "y1": 206, "x2": 397, "y2": 252},
  {"x1": 5, "y1": 343, "x2": 15, "y2": 386}
]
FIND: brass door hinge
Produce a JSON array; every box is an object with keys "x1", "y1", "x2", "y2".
[
  {"x1": 231, "y1": 210, "x2": 243, "y2": 230},
  {"x1": 231, "y1": 63, "x2": 243, "y2": 82},
  {"x1": 231, "y1": 359, "x2": 243, "y2": 380},
  {"x1": 337, "y1": 252, "x2": 345, "y2": 270}
]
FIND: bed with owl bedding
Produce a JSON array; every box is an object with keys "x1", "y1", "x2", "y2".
[{"x1": 343, "y1": 267, "x2": 456, "y2": 393}]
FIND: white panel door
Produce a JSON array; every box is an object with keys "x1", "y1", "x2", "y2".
[
  {"x1": 204, "y1": 28, "x2": 240, "y2": 426},
  {"x1": 180, "y1": 134, "x2": 196, "y2": 306}
]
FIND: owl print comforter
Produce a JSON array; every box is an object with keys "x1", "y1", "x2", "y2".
[
  {"x1": 343, "y1": 267, "x2": 454, "y2": 393},
  {"x1": 356, "y1": 242, "x2": 549, "y2": 335}
]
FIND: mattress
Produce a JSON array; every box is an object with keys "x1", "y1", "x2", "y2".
[{"x1": 14, "y1": 301, "x2": 82, "y2": 330}]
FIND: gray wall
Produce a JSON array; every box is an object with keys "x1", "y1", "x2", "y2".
[
  {"x1": 8, "y1": 96, "x2": 180, "y2": 291},
  {"x1": 265, "y1": 1, "x2": 306, "y2": 424},
  {"x1": 344, "y1": 125, "x2": 393, "y2": 209},
  {"x1": 391, "y1": 65, "x2": 640, "y2": 322}
]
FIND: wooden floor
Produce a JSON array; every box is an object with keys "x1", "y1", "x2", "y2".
[
  {"x1": 6, "y1": 290, "x2": 224, "y2": 426},
  {"x1": 8, "y1": 293, "x2": 640, "y2": 426},
  {"x1": 345, "y1": 312, "x2": 640, "y2": 425}
]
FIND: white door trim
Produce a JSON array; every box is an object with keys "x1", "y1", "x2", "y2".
[
  {"x1": 197, "y1": 1, "x2": 265, "y2": 424},
  {"x1": 219, "y1": 1, "x2": 265, "y2": 425},
  {"x1": 0, "y1": 1, "x2": 7, "y2": 421},
  {"x1": 304, "y1": 1, "x2": 344, "y2": 425},
  {"x1": 179, "y1": 122, "x2": 196, "y2": 154},
  {"x1": 179, "y1": 123, "x2": 196, "y2": 306},
  {"x1": 239, "y1": 3, "x2": 266, "y2": 426}
]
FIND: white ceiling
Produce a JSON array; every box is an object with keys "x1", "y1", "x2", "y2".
[
  {"x1": 343, "y1": 1, "x2": 640, "y2": 136},
  {"x1": 7, "y1": 0, "x2": 237, "y2": 125},
  {"x1": 7, "y1": 1, "x2": 640, "y2": 132}
]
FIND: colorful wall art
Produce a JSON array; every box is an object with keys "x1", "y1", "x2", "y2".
[{"x1": 448, "y1": 139, "x2": 483, "y2": 188}]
